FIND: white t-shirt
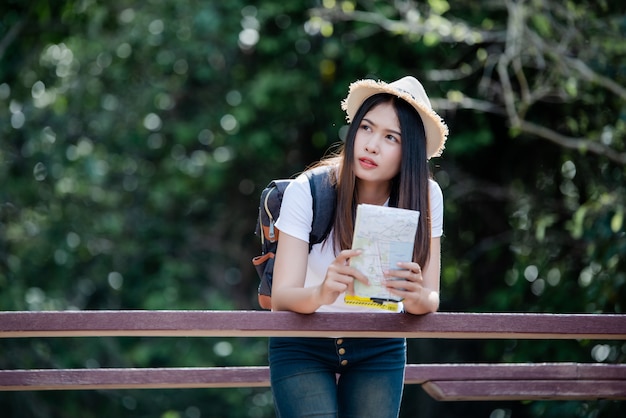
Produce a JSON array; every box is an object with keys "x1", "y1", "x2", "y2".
[{"x1": 275, "y1": 171, "x2": 444, "y2": 313}]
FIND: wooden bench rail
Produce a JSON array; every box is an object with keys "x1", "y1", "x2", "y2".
[
  {"x1": 423, "y1": 380, "x2": 626, "y2": 401},
  {"x1": 1, "y1": 364, "x2": 624, "y2": 401},
  {"x1": 414, "y1": 363, "x2": 626, "y2": 401},
  {"x1": 2, "y1": 311, "x2": 625, "y2": 401},
  {"x1": 2, "y1": 311, "x2": 625, "y2": 340}
]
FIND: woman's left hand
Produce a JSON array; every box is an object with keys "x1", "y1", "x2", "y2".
[{"x1": 383, "y1": 261, "x2": 439, "y2": 313}]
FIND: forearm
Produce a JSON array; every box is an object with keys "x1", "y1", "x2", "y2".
[
  {"x1": 271, "y1": 231, "x2": 321, "y2": 313},
  {"x1": 271, "y1": 286, "x2": 323, "y2": 314},
  {"x1": 403, "y1": 238, "x2": 441, "y2": 315},
  {"x1": 402, "y1": 288, "x2": 440, "y2": 315}
]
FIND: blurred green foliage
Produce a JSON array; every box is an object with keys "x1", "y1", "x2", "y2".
[{"x1": 1, "y1": 0, "x2": 625, "y2": 417}]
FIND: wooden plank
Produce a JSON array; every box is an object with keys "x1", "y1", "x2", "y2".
[
  {"x1": 1, "y1": 363, "x2": 624, "y2": 395},
  {"x1": 404, "y1": 363, "x2": 626, "y2": 384},
  {"x1": 423, "y1": 380, "x2": 626, "y2": 401},
  {"x1": 0, "y1": 367, "x2": 271, "y2": 391},
  {"x1": 1, "y1": 311, "x2": 625, "y2": 340}
]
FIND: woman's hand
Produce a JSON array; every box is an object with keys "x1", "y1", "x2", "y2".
[
  {"x1": 383, "y1": 261, "x2": 440, "y2": 314},
  {"x1": 315, "y1": 249, "x2": 369, "y2": 306}
]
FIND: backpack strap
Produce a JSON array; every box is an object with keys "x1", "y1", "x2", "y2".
[{"x1": 305, "y1": 165, "x2": 337, "y2": 249}]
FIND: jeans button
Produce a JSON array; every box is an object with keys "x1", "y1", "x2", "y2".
[
  {"x1": 341, "y1": 359, "x2": 348, "y2": 366},
  {"x1": 336, "y1": 338, "x2": 343, "y2": 345},
  {"x1": 338, "y1": 348, "x2": 346, "y2": 355}
]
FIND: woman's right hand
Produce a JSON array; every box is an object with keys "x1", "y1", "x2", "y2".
[{"x1": 315, "y1": 249, "x2": 370, "y2": 306}]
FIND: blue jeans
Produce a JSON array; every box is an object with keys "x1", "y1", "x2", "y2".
[{"x1": 269, "y1": 337, "x2": 406, "y2": 418}]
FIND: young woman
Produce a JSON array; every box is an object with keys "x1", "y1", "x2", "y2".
[{"x1": 269, "y1": 76, "x2": 448, "y2": 418}]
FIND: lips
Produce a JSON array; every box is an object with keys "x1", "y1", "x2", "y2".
[{"x1": 358, "y1": 157, "x2": 378, "y2": 169}]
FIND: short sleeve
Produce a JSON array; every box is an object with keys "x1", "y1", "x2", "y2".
[
  {"x1": 274, "y1": 173, "x2": 313, "y2": 243},
  {"x1": 429, "y1": 179, "x2": 444, "y2": 238}
]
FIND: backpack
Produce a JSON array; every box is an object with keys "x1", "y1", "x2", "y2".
[{"x1": 252, "y1": 165, "x2": 337, "y2": 309}]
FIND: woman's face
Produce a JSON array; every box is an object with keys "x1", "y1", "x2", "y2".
[{"x1": 353, "y1": 101, "x2": 403, "y2": 185}]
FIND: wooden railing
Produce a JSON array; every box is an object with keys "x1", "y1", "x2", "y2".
[{"x1": 1, "y1": 311, "x2": 625, "y2": 401}]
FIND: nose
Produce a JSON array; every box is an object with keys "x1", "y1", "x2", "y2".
[{"x1": 365, "y1": 137, "x2": 379, "y2": 154}]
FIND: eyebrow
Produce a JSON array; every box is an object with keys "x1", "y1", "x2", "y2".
[{"x1": 363, "y1": 117, "x2": 402, "y2": 137}]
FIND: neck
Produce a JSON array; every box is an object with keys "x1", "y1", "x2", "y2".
[{"x1": 356, "y1": 182, "x2": 391, "y2": 205}]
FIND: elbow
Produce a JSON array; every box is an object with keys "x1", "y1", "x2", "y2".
[
  {"x1": 428, "y1": 291, "x2": 440, "y2": 312},
  {"x1": 270, "y1": 288, "x2": 317, "y2": 314},
  {"x1": 269, "y1": 290, "x2": 289, "y2": 312},
  {"x1": 405, "y1": 290, "x2": 439, "y2": 315}
]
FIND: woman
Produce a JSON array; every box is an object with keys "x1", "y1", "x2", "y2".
[{"x1": 269, "y1": 76, "x2": 448, "y2": 418}]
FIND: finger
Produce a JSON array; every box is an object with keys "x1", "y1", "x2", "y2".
[
  {"x1": 388, "y1": 263, "x2": 422, "y2": 281},
  {"x1": 383, "y1": 283, "x2": 410, "y2": 301},
  {"x1": 346, "y1": 278, "x2": 355, "y2": 295},
  {"x1": 330, "y1": 261, "x2": 370, "y2": 286},
  {"x1": 329, "y1": 261, "x2": 363, "y2": 278},
  {"x1": 338, "y1": 248, "x2": 363, "y2": 262},
  {"x1": 384, "y1": 278, "x2": 411, "y2": 291},
  {"x1": 384, "y1": 269, "x2": 419, "y2": 283},
  {"x1": 336, "y1": 267, "x2": 369, "y2": 286},
  {"x1": 345, "y1": 270, "x2": 369, "y2": 294},
  {"x1": 350, "y1": 268, "x2": 369, "y2": 285},
  {"x1": 324, "y1": 279, "x2": 349, "y2": 294},
  {"x1": 395, "y1": 262, "x2": 421, "y2": 273}
]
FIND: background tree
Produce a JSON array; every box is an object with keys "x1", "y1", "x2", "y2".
[
  {"x1": 1, "y1": 0, "x2": 624, "y2": 417},
  {"x1": 310, "y1": 2, "x2": 625, "y2": 416}
]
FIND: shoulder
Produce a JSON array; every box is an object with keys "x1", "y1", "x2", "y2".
[
  {"x1": 428, "y1": 178, "x2": 443, "y2": 202},
  {"x1": 288, "y1": 163, "x2": 338, "y2": 196},
  {"x1": 428, "y1": 178, "x2": 444, "y2": 236},
  {"x1": 276, "y1": 175, "x2": 314, "y2": 243},
  {"x1": 305, "y1": 163, "x2": 337, "y2": 183},
  {"x1": 284, "y1": 173, "x2": 313, "y2": 200},
  {"x1": 428, "y1": 178, "x2": 444, "y2": 218},
  {"x1": 283, "y1": 162, "x2": 338, "y2": 204},
  {"x1": 306, "y1": 164, "x2": 337, "y2": 199}
]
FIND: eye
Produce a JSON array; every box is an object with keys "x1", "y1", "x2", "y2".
[
  {"x1": 386, "y1": 134, "x2": 400, "y2": 143},
  {"x1": 360, "y1": 123, "x2": 372, "y2": 132}
]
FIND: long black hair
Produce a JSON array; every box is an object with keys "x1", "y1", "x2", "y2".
[{"x1": 319, "y1": 93, "x2": 432, "y2": 266}]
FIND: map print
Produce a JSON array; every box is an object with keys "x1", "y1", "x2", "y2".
[{"x1": 348, "y1": 204, "x2": 420, "y2": 303}]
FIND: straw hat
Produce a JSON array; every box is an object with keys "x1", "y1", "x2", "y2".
[{"x1": 341, "y1": 76, "x2": 448, "y2": 159}]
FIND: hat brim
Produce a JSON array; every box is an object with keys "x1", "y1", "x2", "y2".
[{"x1": 341, "y1": 79, "x2": 448, "y2": 159}]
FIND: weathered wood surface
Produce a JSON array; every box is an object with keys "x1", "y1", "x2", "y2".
[
  {"x1": 2, "y1": 311, "x2": 625, "y2": 401},
  {"x1": 1, "y1": 364, "x2": 624, "y2": 401},
  {"x1": 423, "y1": 380, "x2": 626, "y2": 401},
  {"x1": 2, "y1": 310, "x2": 625, "y2": 339},
  {"x1": 0, "y1": 367, "x2": 270, "y2": 390},
  {"x1": 404, "y1": 363, "x2": 626, "y2": 383},
  {"x1": 415, "y1": 363, "x2": 626, "y2": 401}
]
